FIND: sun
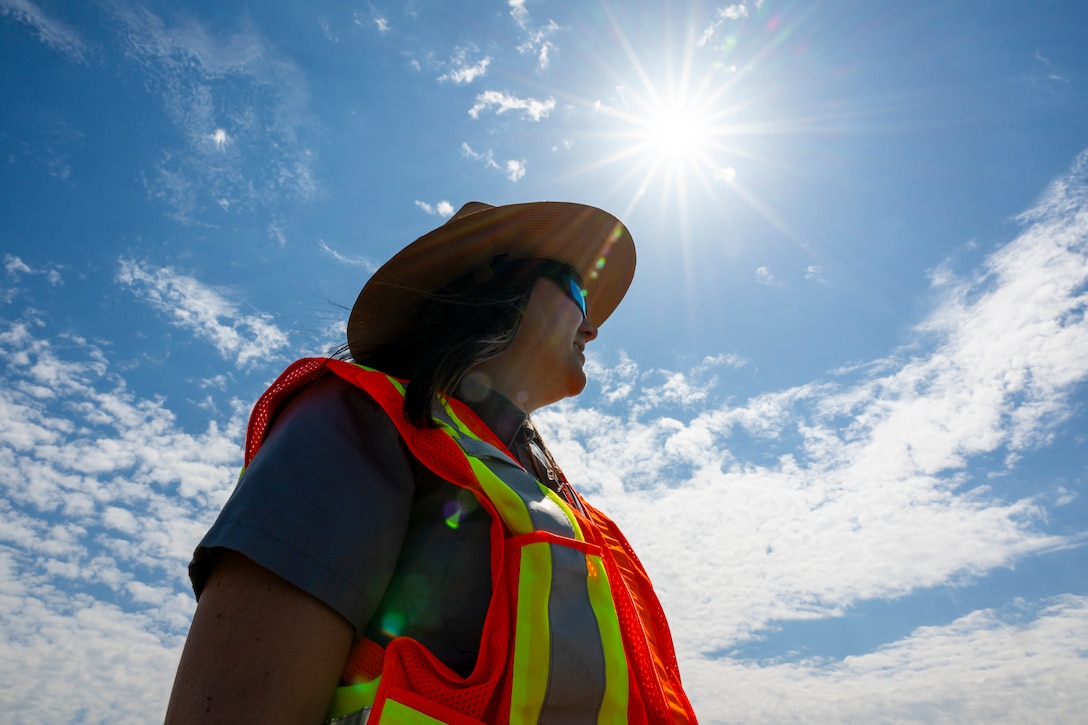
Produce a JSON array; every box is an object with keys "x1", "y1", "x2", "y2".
[
  {"x1": 589, "y1": 77, "x2": 738, "y2": 211},
  {"x1": 572, "y1": 36, "x2": 747, "y2": 213},
  {"x1": 566, "y1": 12, "x2": 793, "y2": 235},
  {"x1": 644, "y1": 107, "x2": 707, "y2": 161}
]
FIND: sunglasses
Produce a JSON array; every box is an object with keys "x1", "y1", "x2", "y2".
[{"x1": 537, "y1": 260, "x2": 588, "y2": 318}]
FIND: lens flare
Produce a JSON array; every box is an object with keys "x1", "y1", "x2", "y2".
[
  {"x1": 380, "y1": 611, "x2": 405, "y2": 638},
  {"x1": 443, "y1": 500, "x2": 463, "y2": 529}
]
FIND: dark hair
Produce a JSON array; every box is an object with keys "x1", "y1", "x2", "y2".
[{"x1": 345, "y1": 256, "x2": 544, "y2": 426}]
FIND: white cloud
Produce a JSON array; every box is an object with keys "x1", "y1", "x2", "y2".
[
  {"x1": 460, "y1": 143, "x2": 527, "y2": 182},
  {"x1": 353, "y1": 6, "x2": 390, "y2": 34},
  {"x1": 317, "y1": 240, "x2": 378, "y2": 271},
  {"x1": 317, "y1": 15, "x2": 337, "y2": 43},
  {"x1": 714, "y1": 165, "x2": 737, "y2": 182},
  {"x1": 696, "y1": 352, "x2": 748, "y2": 373},
  {"x1": 0, "y1": 0, "x2": 90, "y2": 63},
  {"x1": 461, "y1": 142, "x2": 488, "y2": 162},
  {"x1": 0, "y1": 317, "x2": 245, "y2": 723},
  {"x1": 698, "y1": 3, "x2": 751, "y2": 48},
  {"x1": 509, "y1": 0, "x2": 559, "y2": 70},
  {"x1": 3, "y1": 255, "x2": 64, "y2": 295},
  {"x1": 108, "y1": 4, "x2": 320, "y2": 222},
  {"x1": 115, "y1": 259, "x2": 290, "y2": 368},
  {"x1": 468, "y1": 90, "x2": 556, "y2": 121},
  {"x1": 687, "y1": 595, "x2": 1088, "y2": 723},
  {"x1": 414, "y1": 200, "x2": 455, "y2": 217},
  {"x1": 4, "y1": 255, "x2": 32, "y2": 276},
  {"x1": 508, "y1": 0, "x2": 528, "y2": 28},
  {"x1": 437, "y1": 48, "x2": 490, "y2": 84},
  {"x1": 755, "y1": 265, "x2": 773, "y2": 284},
  {"x1": 268, "y1": 220, "x2": 288, "y2": 247},
  {"x1": 209, "y1": 127, "x2": 230, "y2": 151},
  {"x1": 504, "y1": 159, "x2": 527, "y2": 182}
]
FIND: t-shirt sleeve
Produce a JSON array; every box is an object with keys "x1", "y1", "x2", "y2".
[{"x1": 189, "y1": 373, "x2": 415, "y2": 634}]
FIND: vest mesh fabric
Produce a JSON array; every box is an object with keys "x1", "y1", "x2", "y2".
[
  {"x1": 245, "y1": 358, "x2": 329, "y2": 466},
  {"x1": 584, "y1": 497, "x2": 694, "y2": 723},
  {"x1": 379, "y1": 596, "x2": 513, "y2": 721},
  {"x1": 341, "y1": 637, "x2": 385, "y2": 684}
]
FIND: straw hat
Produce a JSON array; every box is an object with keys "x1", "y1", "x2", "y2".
[{"x1": 347, "y1": 201, "x2": 635, "y2": 360}]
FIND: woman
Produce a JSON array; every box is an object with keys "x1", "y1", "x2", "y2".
[{"x1": 166, "y1": 202, "x2": 697, "y2": 724}]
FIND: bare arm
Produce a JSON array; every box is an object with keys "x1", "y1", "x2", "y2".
[{"x1": 165, "y1": 549, "x2": 354, "y2": 724}]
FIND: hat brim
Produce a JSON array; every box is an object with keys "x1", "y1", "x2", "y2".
[{"x1": 347, "y1": 201, "x2": 635, "y2": 361}]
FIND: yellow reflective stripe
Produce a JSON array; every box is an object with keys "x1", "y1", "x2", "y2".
[
  {"x1": 509, "y1": 542, "x2": 553, "y2": 721},
  {"x1": 379, "y1": 698, "x2": 446, "y2": 724},
  {"x1": 467, "y1": 456, "x2": 534, "y2": 535},
  {"x1": 326, "y1": 678, "x2": 381, "y2": 719},
  {"x1": 384, "y1": 375, "x2": 407, "y2": 396},
  {"x1": 539, "y1": 485, "x2": 585, "y2": 542},
  {"x1": 585, "y1": 554, "x2": 629, "y2": 724},
  {"x1": 442, "y1": 404, "x2": 482, "y2": 442}
]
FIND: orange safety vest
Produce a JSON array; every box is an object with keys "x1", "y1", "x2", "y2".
[{"x1": 244, "y1": 359, "x2": 698, "y2": 724}]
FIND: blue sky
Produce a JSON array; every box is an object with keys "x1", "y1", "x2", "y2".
[{"x1": 2, "y1": 0, "x2": 1087, "y2": 722}]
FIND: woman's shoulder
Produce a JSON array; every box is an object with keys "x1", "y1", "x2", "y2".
[{"x1": 271, "y1": 368, "x2": 394, "y2": 432}]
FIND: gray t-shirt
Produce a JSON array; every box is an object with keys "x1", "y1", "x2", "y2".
[{"x1": 190, "y1": 373, "x2": 533, "y2": 676}]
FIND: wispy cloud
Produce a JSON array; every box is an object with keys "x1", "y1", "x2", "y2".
[
  {"x1": 461, "y1": 142, "x2": 488, "y2": 162},
  {"x1": 1026, "y1": 48, "x2": 1069, "y2": 88},
  {"x1": 3, "y1": 255, "x2": 31, "y2": 276},
  {"x1": 317, "y1": 15, "x2": 337, "y2": 43},
  {"x1": 354, "y1": 5, "x2": 390, "y2": 34},
  {"x1": 108, "y1": 4, "x2": 320, "y2": 223},
  {"x1": 0, "y1": 0, "x2": 90, "y2": 63},
  {"x1": 116, "y1": 259, "x2": 289, "y2": 368},
  {"x1": 7, "y1": 110, "x2": 85, "y2": 183},
  {"x1": 414, "y1": 200, "x2": 455, "y2": 217},
  {"x1": 698, "y1": 3, "x2": 751, "y2": 48},
  {"x1": 3, "y1": 254, "x2": 63, "y2": 302},
  {"x1": 468, "y1": 90, "x2": 556, "y2": 121},
  {"x1": 317, "y1": 240, "x2": 378, "y2": 271},
  {"x1": 460, "y1": 143, "x2": 528, "y2": 182},
  {"x1": 508, "y1": 0, "x2": 559, "y2": 69},
  {"x1": 437, "y1": 47, "x2": 490, "y2": 84}
]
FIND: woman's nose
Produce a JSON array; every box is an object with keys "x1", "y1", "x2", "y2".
[{"x1": 579, "y1": 317, "x2": 598, "y2": 342}]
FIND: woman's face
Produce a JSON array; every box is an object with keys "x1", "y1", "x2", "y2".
[{"x1": 469, "y1": 276, "x2": 598, "y2": 412}]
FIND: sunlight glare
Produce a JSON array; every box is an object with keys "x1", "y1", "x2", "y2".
[{"x1": 645, "y1": 107, "x2": 705, "y2": 160}]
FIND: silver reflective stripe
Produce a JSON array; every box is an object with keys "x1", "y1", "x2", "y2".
[
  {"x1": 453, "y1": 432, "x2": 575, "y2": 538},
  {"x1": 540, "y1": 543, "x2": 607, "y2": 725},
  {"x1": 326, "y1": 706, "x2": 371, "y2": 725}
]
